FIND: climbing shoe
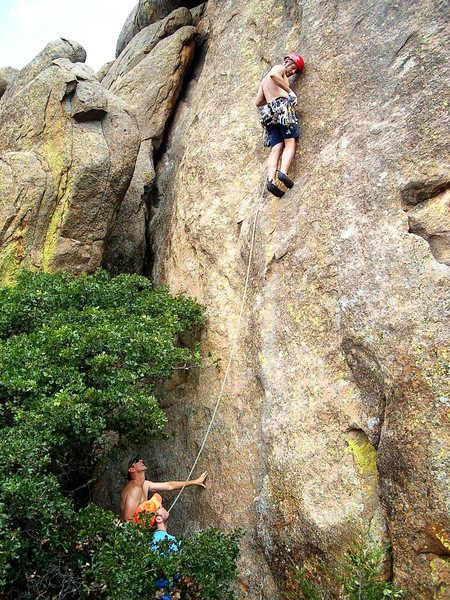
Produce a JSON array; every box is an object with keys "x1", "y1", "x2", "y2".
[
  {"x1": 266, "y1": 180, "x2": 285, "y2": 197},
  {"x1": 276, "y1": 170, "x2": 294, "y2": 189}
]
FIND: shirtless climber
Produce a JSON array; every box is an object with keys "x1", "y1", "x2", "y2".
[
  {"x1": 255, "y1": 52, "x2": 304, "y2": 197},
  {"x1": 120, "y1": 453, "x2": 207, "y2": 522}
]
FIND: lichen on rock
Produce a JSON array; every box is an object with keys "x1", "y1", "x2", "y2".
[{"x1": 0, "y1": 39, "x2": 140, "y2": 275}]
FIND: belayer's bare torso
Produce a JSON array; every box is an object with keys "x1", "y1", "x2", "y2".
[{"x1": 120, "y1": 480, "x2": 150, "y2": 520}]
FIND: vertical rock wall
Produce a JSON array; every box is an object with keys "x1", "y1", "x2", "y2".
[
  {"x1": 148, "y1": 0, "x2": 449, "y2": 597},
  {"x1": 102, "y1": 8, "x2": 197, "y2": 274}
]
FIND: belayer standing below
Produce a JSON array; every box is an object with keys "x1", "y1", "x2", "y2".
[
  {"x1": 255, "y1": 52, "x2": 304, "y2": 197},
  {"x1": 119, "y1": 453, "x2": 207, "y2": 522}
]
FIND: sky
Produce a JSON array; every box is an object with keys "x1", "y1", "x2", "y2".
[{"x1": 0, "y1": 0, "x2": 137, "y2": 72}]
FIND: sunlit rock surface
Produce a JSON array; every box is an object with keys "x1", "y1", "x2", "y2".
[
  {"x1": 0, "y1": 39, "x2": 140, "y2": 278},
  {"x1": 116, "y1": 0, "x2": 201, "y2": 57},
  {"x1": 144, "y1": 1, "x2": 450, "y2": 598}
]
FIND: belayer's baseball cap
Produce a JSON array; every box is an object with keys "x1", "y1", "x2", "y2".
[{"x1": 120, "y1": 452, "x2": 140, "y2": 478}]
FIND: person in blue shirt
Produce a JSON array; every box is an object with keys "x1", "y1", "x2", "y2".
[
  {"x1": 150, "y1": 495, "x2": 179, "y2": 552},
  {"x1": 148, "y1": 494, "x2": 179, "y2": 599}
]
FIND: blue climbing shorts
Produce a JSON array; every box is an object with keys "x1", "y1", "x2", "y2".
[{"x1": 266, "y1": 123, "x2": 299, "y2": 147}]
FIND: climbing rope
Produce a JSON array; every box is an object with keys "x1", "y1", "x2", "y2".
[{"x1": 168, "y1": 178, "x2": 266, "y2": 513}]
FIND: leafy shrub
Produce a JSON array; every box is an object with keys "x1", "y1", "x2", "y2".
[
  {"x1": 0, "y1": 270, "x2": 241, "y2": 598},
  {"x1": 285, "y1": 535, "x2": 404, "y2": 600},
  {"x1": 79, "y1": 510, "x2": 243, "y2": 599}
]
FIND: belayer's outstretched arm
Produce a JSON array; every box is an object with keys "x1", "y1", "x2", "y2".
[{"x1": 145, "y1": 471, "x2": 208, "y2": 494}]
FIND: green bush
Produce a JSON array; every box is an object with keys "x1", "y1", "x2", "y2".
[
  {"x1": 285, "y1": 535, "x2": 404, "y2": 600},
  {"x1": 0, "y1": 270, "x2": 241, "y2": 598},
  {"x1": 79, "y1": 511, "x2": 243, "y2": 599}
]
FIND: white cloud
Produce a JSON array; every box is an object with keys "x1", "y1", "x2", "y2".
[{"x1": 2, "y1": 0, "x2": 136, "y2": 72}]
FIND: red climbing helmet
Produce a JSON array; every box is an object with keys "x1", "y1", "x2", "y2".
[{"x1": 284, "y1": 52, "x2": 304, "y2": 73}]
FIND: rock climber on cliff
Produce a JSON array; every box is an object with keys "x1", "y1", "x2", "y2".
[
  {"x1": 120, "y1": 453, "x2": 208, "y2": 522},
  {"x1": 255, "y1": 52, "x2": 304, "y2": 197}
]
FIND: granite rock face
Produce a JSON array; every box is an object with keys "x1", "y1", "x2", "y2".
[
  {"x1": 0, "y1": 67, "x2": 18, "y2": 99},
  {"x1": 102, "y1": 10, "x2": 197, "y2": 274},
  {"x1": 0, "y1": 39, "x2": 140, "y2": 279},
  {"x1": 403, "y1": 186, "x2": 450, "y2": 266},
  {"x1": 142, "y1": 0, "x2": 449, "y2": 598},
  {"x1": 116, "y1": 0, "x2": 201, "y2": 57}
]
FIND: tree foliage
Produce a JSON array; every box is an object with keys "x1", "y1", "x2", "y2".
[
  {"x1": 80, "y1": 512, "x2": 242, "y2": 600},
  {"x1": 0, "y1": 270, "x2": 241, "y2": 598},
  {"x1": 285, "y1": 534, "x2": 404, "y2": 600}
]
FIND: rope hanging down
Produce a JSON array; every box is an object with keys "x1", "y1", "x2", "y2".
[{"x1": 168, "y1": 180, "x2": 266, "y2": 513}]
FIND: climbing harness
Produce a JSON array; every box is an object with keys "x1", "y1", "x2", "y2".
[
  {"x1": 259, "y1": 96, "x2": 298, "y2": 128},
  {"x1": 258, "y1": 96, "x2": 299, "y2": 147},
  {"x1": 168, "y1": 178, "x2": 266, "y2": 513}
]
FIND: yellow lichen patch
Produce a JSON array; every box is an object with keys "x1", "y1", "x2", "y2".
[
  {"x1": 41, "y1": 121, "x2": 70, "y2": 271},
  {"x1": 42, "y1": 173, "x2": 71, "y2": 271},
  {"x1": 42, "y1": 204, "x2": 64, "y2": 270},
  {"x1": 0, "y1": 243, "x2": 20, "y2": 285},
  {"x1": 409, "y1": 344, "x2": 449, "y2": 397},
  {"x1": 287, "y1": 304, "x2": 304, "y2": 324},
  {"x1": 42, "y1": 137, "x2": 65, "y2": 178},
  {"x1": 346, "y1": 432, "x2": 378, "y2": 489},
  {"x1": 428, "y1": 524, "x2": 450, "y2": 554},
  {"x1": 430, "y1": 556, "x2": 450, "y2": 600},
  {"x1": 265, "y1": 248, "x2": 274, "y2": 264}
]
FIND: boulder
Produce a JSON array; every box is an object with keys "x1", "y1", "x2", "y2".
[
  {"x1": 102, "y1": 7, "x2": 192, "y2": 90},
  {"x1": 190, "y1": 3, "x2": 205, "y2": 26},
  {"x1": 107, "y1": 25, "x2": 196, "y2": 149},
  {"x1": 0, "y1": 40, "x2": 140, "y2": 278},
  {"x1": 116, "y1": 0, "x2": 200, "y2": 57},
  {"x1": 4, "y1": 38, "x2": 86, "y2": 96},
  {"x1": 0, "y1": 67, "x2": 18, "y2": 99},
  {"x1": 96, "y1": 60, "x2": 114, "y2": 82},
  {"x1": 102, "y1": 20, "x2": 197, "y2": 274}
]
